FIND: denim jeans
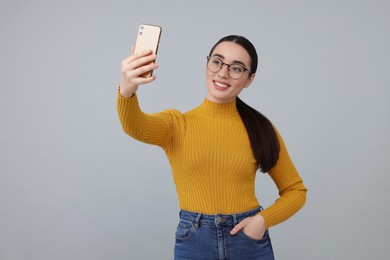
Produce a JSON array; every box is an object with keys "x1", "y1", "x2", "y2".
[{"x1": 174, "y1": 207, "x2": 274, "y2": 260}]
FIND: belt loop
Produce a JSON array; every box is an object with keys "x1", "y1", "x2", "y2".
[
  {"x1": 232, "y1": 214, "x2": 238, "y2": 226},
  {"x1": 194, "y1": 213, "x2": 202, "y2": 229}
]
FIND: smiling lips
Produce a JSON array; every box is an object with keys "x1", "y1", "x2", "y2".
[{"x1": 213, "y1": 80, "x2": 230, "y2": 90}]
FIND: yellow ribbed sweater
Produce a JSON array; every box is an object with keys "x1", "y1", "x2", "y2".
[{"x1": 117, "y1": 92, "x2": 307, "y2": 229}]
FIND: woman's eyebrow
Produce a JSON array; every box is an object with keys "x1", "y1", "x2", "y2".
[{"x1": 212, "y1": 53, "x2": 247, "y2": 67}]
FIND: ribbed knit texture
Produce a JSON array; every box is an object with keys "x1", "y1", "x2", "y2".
[{"x1": 117, "y1": 91, "x2": 307, "y2": 229}]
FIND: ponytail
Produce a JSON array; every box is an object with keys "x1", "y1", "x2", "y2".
[
  {"x1": 236, "y1": 97, "x2": 280, "y2": 173},
  {"x1": 210, "y1": 35, "x2": 280, "y2": 172}
]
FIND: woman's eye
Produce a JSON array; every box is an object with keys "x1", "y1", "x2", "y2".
[
  {"x1": 231, "y1": 65, "x2": 244, "y2": 73},
  {"x1": 212, "y1": 59, "x2": 222, "y2": 65}
]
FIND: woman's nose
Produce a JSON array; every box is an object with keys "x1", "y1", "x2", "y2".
[{"x1": 218, "y1": 64, "x2": 230, "y2": 78}]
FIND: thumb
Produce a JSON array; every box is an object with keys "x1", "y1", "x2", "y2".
[{"x1": 230, "y1": 220, "x2": 246, "y2": 235}]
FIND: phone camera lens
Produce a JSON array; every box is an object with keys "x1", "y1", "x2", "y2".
[
  {"x1": 139, "y1": 31, "x2": 143, "y2": 36},
  {"x1": 140, "y1": 26, "x2": 144, "y2": 30}
]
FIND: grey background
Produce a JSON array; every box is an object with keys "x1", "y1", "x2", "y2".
[{"x1": 1, "y1": 0, "x2": 389, "y2": 259}]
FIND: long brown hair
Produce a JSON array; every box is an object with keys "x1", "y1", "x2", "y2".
[{"x1": 209, "y1": 35, "x2": 280, "y2": 173}]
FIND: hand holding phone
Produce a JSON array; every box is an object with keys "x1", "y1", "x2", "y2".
[
  {"x1": 119, "y1": 24, "x2": 162, "y2": 97},
  {"x1": 134, "y1": 24, "x2": 162, "y2": 78}
]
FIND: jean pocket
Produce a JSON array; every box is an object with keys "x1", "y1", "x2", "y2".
[
  {"x1": 175, "y1": 219, "x2": 194, "y2": 241},
  {"x1": 238, "y1": 229, "x2": 271, "y2": 245}
]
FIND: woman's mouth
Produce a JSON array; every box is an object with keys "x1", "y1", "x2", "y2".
[{"x1": 213, "y1": 80, "x2": 230, "y2": 90}]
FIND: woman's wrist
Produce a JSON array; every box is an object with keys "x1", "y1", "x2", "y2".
[{"x1": 119, "y1": 86, "x2": 135, "y2": 98}]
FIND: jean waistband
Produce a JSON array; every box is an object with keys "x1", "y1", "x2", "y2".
[{"x1": 179, "y1": 206, "x2": 263, "y2": 228}]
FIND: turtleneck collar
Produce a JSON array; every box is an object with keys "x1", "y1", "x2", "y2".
[{"x1": 197, "y1": 98, "x2": 239, "y2": 117}]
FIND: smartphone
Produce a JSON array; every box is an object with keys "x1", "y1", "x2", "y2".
[{"x1": 134, "y1": 24, "x2": 162, "y2": 78}]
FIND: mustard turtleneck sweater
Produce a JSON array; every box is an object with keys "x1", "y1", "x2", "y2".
[{"x1": 117, "y1": 92, "x2": 307, "y2": 229}]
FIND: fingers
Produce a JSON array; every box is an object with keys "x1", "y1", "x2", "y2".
[
  {"x1": 122, "y1": 62, "x2": 158, "y2": 80},
  {"x1": 123, "y1": 49, "x2": 154, "y2": 65},
  {"x1": 132, "y1": 70, "x2": 158, "y2": 85},
  {"x1": 121, "y1": 50, "x2": 158, "y2": 79},
  {"x1": 230, "y1": 215, "x2": 266, "y2": 240},
  {"x1": 131, "y1": 54, "x2": 157, "y2": 71},
  {"x1": 121, "y1": 63, "x2": 158, "y2": 89},
  {"x1": 129, "y1": 75, "x2": 157, "y2": 88},
  {"x1": 230, "y1": 219, "x2": 247, "y2": 235},
  {"x1": 119, "y1": 47, "x2": 159, "y2": 96},
  {"x1": 136, "y1": 62, "x2": 159, "y2": 77},
  {"x1": 122, "y1": 50, "x2": 156, "y2": 75}
]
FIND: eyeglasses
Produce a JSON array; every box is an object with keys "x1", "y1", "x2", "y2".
[{"x1": 206, "y1": 56, "x2": 251, "y2": 79}]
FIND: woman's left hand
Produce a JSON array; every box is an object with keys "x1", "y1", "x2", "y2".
[{"x1": 230, "y1": 214, "x2": 266, "y2": 240}]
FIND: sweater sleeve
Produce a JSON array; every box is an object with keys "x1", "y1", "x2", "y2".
[
  {"x1": 116, "y1": 90, "x2": 180, "y2": 148},
  {"x1": 258, "y1": 127, "x2": 307, "y2": 230}
]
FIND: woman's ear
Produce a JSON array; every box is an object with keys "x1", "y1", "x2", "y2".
[{"x1": 244, "y1": 73, "x2": 255, "y2": 88}]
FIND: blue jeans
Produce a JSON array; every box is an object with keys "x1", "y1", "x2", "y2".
[{"x1": 174, "y1": 207, "x2": 274, "y2": 260}]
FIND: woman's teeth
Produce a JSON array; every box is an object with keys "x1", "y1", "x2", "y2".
[{"x1": 215, "y1": 81, "x2": 228, "y2": 88}]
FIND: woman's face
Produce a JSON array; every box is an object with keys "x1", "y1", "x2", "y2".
[{"x1": 205, "y1": 41, "x2": 255, "y2": 103}]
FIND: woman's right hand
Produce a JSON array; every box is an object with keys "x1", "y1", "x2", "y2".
[{"x1": 119, "y1": 46, "x2": 159, "y2": 98}]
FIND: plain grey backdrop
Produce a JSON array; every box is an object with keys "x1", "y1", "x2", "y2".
[{"x1": 1, "y1": 0, "x2": 389, "y2": 259}]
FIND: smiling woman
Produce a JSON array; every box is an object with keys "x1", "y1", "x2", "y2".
[
  {"x1": 117, "y1": 34, "x2": 307, "y2": 260},
  {"x1": 205, "y1": 41, "x2": 255, "y2": 104}
]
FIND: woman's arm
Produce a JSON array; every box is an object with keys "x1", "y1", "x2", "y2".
[
  {"x1": 258, "y1": 127, "x2": 307, "y2": 230},
  {"x1": 117, "y1": 46, "x2": 179, "y2": 148},
  {"x1": 117, "y1": 91, "x2": 178, "y2": 148},
  {"x1": 230, "y1": 127, "x2": 307, "y2": 239}
]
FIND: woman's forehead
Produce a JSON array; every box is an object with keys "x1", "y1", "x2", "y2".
[{"x1": 211, "y1": 41, "x2": 251, "y2": 65}]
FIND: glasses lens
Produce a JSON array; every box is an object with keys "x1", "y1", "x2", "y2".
[
  {"x1": 229, "y1": 65, "x2": 245, "y2": 79},
  {"x1": 207, "y1": 57, "x2": 222, "y2": 72}
]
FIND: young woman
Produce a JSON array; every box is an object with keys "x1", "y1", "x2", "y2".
[{"x1": 117, "y1": 35, "x2": 307, "y2": 260}]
